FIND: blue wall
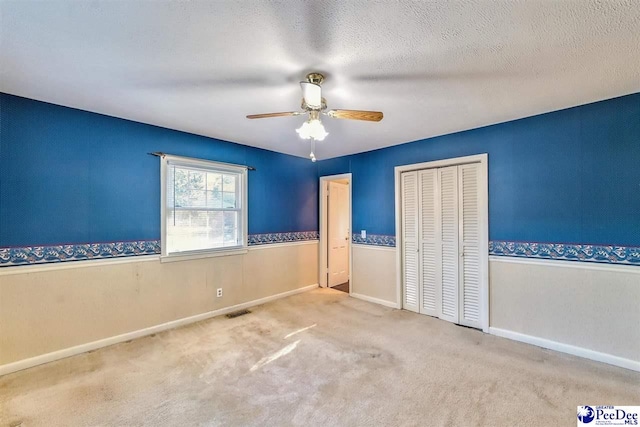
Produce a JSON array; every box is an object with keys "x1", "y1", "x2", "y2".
[
  {"x1": 2, "y1": 92, "x2": 639, "y2": 249},
  {"x1": 318, "y1": 92, "x2": 640, "y2": 247},
  {"x1": 0, "y1": 93, "x2": 318, "y2": 247}
]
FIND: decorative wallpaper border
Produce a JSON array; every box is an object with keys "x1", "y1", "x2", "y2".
[
  {"x1": 0, "y1": 240, "x2": 161, "y2": 267},
  {"x1": 247, "y1": 231, "x2": 319, "y2": 245},
  {"x1": 489, "y1": 241, "x2": 640, "y2": 266},
  {"x1": 352, "y1": 233, "x2": 396, "y2": 247},
  {"x1": 3, "y1": 236, "x2": 638, "y2": 267},
  {"x1": 0, "y1": 232, "x2": 321, "y2": 267},
  {"x1": 350, "y1": 237, "x2": 640, "y2": 266}
]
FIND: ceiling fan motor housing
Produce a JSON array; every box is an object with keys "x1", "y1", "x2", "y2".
[
  {"x1": 306, "y1": 73, "x2": 325, "y2": 85},
  {"x1": 247, "y1": 71, "x2": 383, "y2": 124}
]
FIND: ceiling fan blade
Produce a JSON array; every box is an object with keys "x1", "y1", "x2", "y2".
[
  {"x1": 246, "y1": 112, "x2": 303, "y2": 119},
  {"x1": 327, "y1": 109, "x2": 383, "y2": 122},
  {"x1": 300, "y1": 82, "x2": 322, "y2": 109},
  {"x1": 351, "y1": 71, "x2": 502, "y2": 82}
]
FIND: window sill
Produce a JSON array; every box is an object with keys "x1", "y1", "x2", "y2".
[{"x1": 160, "y1": 248, "x2": 248, "y2": 263}]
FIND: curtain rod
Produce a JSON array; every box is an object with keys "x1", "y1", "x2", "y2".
[{"x1": 148, "y1": 152, "x2": 256, "y2": 171}]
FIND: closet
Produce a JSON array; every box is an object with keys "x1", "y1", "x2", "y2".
[{"x1": 401, "y1": 161, "x2": 485, "y2": 330}]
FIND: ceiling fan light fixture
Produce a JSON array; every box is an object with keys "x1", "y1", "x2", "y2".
[
  {"x1": 246, "y1": 72, "x2": 381, "y2": 152},
  {"x1": 296, "y1": 119, "x2": 328, "y2": 141}
]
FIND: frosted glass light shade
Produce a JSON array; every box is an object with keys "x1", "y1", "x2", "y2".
[{"x1": 296, "y1": 119, "x2": 328, "y2": 141}]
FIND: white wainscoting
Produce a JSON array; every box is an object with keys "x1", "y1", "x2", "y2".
[
  {"x1": 489, "y1": 256, "x2": 640, "y2": 371},
  {"x1": 0, "y1": 284, "x2": 318, "y2": 376},
  {"x1": 351, "y1": 248, "x2": 639, "y2": 371},
  {"x1": 351, "y1": 244, "x2": 398, "y2": 307},
  {"x1": 4, "y1": 244, "x2": 636, "y2": 375},
  {"x1": 0, "y1": 241, "x2": 319, "y2": 374}
]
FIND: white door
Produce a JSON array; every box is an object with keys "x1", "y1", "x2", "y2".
[
  {"x1": 458, "y1": 163, "x2": 482, "y2": 329},
  {"x1": 328, "y1": 181, "x2": 349, "y2": 287},
  {"x1": 438, "y1": 166, "x2": 459, "y2": 324},
  {"x1": 401, "y1": 172, "x2": 419, "y2": 312},
  {"x1": 418, "y1": 169, "x2": 438, "y2": 317},
  {"x1": 401, "y1": 162, "x2": 483, "y2": 329}
]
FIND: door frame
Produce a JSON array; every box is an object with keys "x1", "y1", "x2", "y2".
[
  {"x1": 394, "y1": 154, "x2": 489, "y2": 332},
  {"x1": 319, "y1": 173, "x2": 353, "y2": 292}
]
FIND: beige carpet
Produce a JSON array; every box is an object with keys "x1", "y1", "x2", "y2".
[{"x1": 1, "y1": 288, "x2": 638, "y2": 426}]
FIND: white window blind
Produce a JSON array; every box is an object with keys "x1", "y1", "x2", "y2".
[{"x1": 162, "y1": 156, "x2": 247, "y2": 257}]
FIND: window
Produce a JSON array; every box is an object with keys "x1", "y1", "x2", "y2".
[{"x1": 161, "y1": 155, "x2": 247, "y2": 258}]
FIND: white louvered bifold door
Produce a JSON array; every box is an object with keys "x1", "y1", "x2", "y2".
[
  {"x1": 401, "y1": 171, "x2": 420, "y2": 313},
  {"x1": 418, "y1": 169, "x2": 438, "y2": 317},
  {"x1": 438, "y1": 166, "x2": 459, "y2": 323},
  {"x1": 458, "y1": 163, "x2": 482, "y2": 328}
]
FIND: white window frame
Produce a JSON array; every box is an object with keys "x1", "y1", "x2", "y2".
[{"x1": 160, "y1": 154, "x2": 248, "y2": 262}]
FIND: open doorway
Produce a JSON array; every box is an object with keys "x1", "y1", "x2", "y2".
[{"x1": 319, "y1": 174, "x2": 352, "y2": 293}]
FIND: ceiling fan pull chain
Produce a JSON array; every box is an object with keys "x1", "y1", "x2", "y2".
[{"x1": 309, "y1": 140, "x2": 317, "y2": 162}]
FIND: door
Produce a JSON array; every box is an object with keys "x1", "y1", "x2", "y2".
[
  {"x1": 328, "y1": 181, "x2": 349, "y2": 287},
  {"x1": 401, "y1": 162, "x2": 483, "y2": 329},
  {"x1": 401, "y1": 171, "x2": 419, "y2": 312},
  {"x1": 438, "y1": 166, "x2": 459, "y2": 324},
  {"x1": 418, "y1": 169, "x2": 438, "y2": 317},
  {"x1": 458, "y1": 163, "x2": 482, "y2": 329}
]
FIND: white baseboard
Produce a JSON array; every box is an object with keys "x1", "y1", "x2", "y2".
[
  {"x1": 0, "y1": 284, "x2": 319, "y2": 377},
  {"x1": 489, "y1": 327, "x2": 640, "y2": 372},
  {"x1": 350, "y1": 292, "x2": 398, "y2": 309}
]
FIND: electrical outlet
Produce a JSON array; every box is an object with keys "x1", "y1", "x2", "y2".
[
  {"x1": 361, "y1": 230, "x2": 366, "y2": 239},
  {"x1": 216, "y1": 288, "x2": 223, "y2": 298}
]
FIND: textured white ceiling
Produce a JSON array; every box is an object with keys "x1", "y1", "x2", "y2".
[{"x1": 1, "y1": 1, "x2": 639, "y2": 159}]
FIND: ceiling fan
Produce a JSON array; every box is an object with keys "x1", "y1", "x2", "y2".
[{"x1": 246, "y1": 73, "x2": 383, "y2": 160}]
